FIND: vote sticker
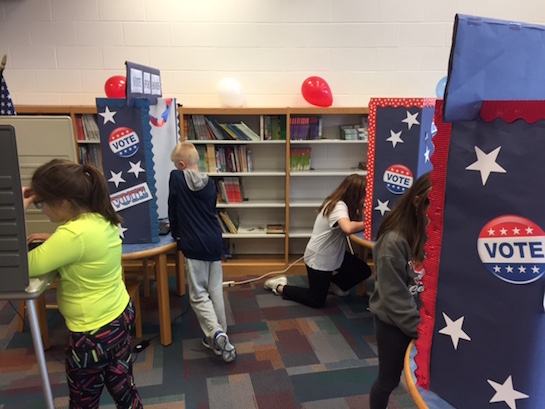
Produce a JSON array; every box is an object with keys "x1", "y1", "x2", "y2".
[
  {"x1": 383, "y1": 164, "x2": 413, "y2": 194},
  {"x1": 477, "y1": 215, "x2": 545, "y2": 284},
  {"x1": 109, "y1": 127, "x2": 140, "y2": 158}
]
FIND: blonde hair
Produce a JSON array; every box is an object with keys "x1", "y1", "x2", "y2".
[{"x1": 171, "y1": 142, "x2": 199, "y2": 167}]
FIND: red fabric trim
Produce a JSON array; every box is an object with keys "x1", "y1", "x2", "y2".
[
  {"x1": 480, "y1": 100, "x2": 545, "y2": 123},
  {"x1": 364, "y1": 99, "x2": 378, "y2": 240},
  {"x1": 414, "y1": 100, "x2": 451, "y2": 389}
]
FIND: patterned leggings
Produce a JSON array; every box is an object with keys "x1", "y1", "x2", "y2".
[{"x1": 65, "y1": 300, "x2": 143, "y2": 409}]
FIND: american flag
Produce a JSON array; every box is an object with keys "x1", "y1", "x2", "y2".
[
  {"x1": 416, "y1": 100, "x2": 545, "y2": 409},
  {"x1": 364, "y1": 98, "x2": 435, "y2": 240},
  {"x1": 0, "y1": 73, "x2": 15, "y2": 116}
]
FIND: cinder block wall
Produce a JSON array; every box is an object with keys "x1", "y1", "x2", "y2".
[{"x1": 1, "y1": 0, "x2": 543, "y2": 107}]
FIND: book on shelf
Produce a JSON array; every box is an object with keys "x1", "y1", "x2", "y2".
[
  {"x1": 290, "y1": 116, "x2": 321, "y2": 140},
  {"x1": 195, "y1": 145, "x2": 208, "y2": 173},
  {"x1": 206, "y1": 144, "x2": 217, "y2": 173},
  {"x1": 266, "y1": 224, "x2": 285, "y2": 234},
  {"x1": 264, "y1": 115, "x2": 286, "y2": 140},
  {"x1": 191, "y1": 115, "x2": 210, "y2": 140},
  {"x1": 290, "y1": 147, "x2": 312, "y2": 171},
  {"x1": 216, "y1": 213, "x2": 229, "y2": 234},
  {"x1": 210, "y1": 145, "x2": 253, "y2": 173},
  {"x1": 218, "y1": 211, "x2": 238, "y2": 234},
  {"x1": 79, "y1": 145, "x2": 102, "y2": 169},
  {"x1": 233, "y1": 122, "x2": 261, "y2": 141},
  {"x1": 75, "y1": 115, "x2": 86, "y2": 141},
  {"x1": 339, "y1": 124, "x2": 367, "y2": 141},
  {"x1": 82, "y1": 114, "x2": 100, "y2": 141},
  {"x1": 223, "y1": 176, "x2": 243, "y2": 203},
  {"x1": 216, "y1": 179, "x2": 229, "y2": 203}
]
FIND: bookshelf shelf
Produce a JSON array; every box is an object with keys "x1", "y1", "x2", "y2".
[
  {"x1": 223, "y1": 233, "x2": 286, "y2": 239},
  {"x1": 217, "y1": 200, "x2": 285, "y2": 208},
  {"x1": 208, "y1": 171, "x2": 285, "y2": 177},
  {"x1": 191, "y1": 140, "x2": 285, "y2": 145},
  {"x1": 290, "y1": 170, "x2": 367, "y2": 177}
]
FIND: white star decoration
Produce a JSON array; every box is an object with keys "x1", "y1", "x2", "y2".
[
  {"x1": 128, "y1": 161, "x2": 145, "y2": 178},
  {"x1": 465, "y1": 146, "x2": 506, "y2": 186},
  {"x1": 402, "y1": 111, "x2": 420, "y2": 129},
  {"x1": 488, "y1": 375, "x2": 529, "y2": 409},
  {"x1": 386, "y1": 130, "x2": 404, "y2": 148},
  {"x1": 108, "y1": 170, "x2": 125, "y2": 188},
  {"x1": 99, "y1": 106, "x2": 117, "y2": 124},
  {"x1": 374, "y1": 199, "x2": 391, "y2": 216},
  {"x1": 119, "y1": 225, "x2": 128, "y2": 238},
  {"x1": 438, "y1": 312, "x2": 471, "y2": 350},
  {"x1": 424, "y1": 146, "x2": 431, "y2": 162}
]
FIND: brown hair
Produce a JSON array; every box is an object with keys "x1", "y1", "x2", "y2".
[
  {"x1": 319, "y1": 174, "x2": 366, "y2": 220},
  {"x1": 30, "y1": 159, "x2": 122, "y2": 225},
  {"x1": 375, "y1": 172, "x2": 431, "y2": 263}
]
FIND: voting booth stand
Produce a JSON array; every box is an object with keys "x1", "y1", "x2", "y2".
[
  {"x1": 363, "y1": 97, "x2": 435, "y2": 240},
  {"x1": 415, "y1": 15, "x2": 545, "y2": 409},
  {"x1": 96, "y1": 62, "x2": 178, "y2": 244}
]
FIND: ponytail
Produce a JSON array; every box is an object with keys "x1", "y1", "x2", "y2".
[{"x1": 30, "y1": 159, "x2": 122, "y2": 226}]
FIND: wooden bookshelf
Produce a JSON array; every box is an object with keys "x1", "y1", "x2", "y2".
[{"x1": 16, "y1": 105, "x2": 369, "y2": 277}]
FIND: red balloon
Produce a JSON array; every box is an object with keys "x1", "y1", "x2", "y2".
[
  {"x1": 301, "y1": 76, "x2": 333, "y2": 107},
  {"x1": 104, "y1": 75, "x2": 126, "y2": 98}
]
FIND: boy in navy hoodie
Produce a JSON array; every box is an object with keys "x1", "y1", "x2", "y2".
[{"x1": 168, "y1": 142, "x2": 236, "y2": 362}]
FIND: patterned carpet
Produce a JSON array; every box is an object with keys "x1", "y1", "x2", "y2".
[{"x1": 0, "y1": 276, "x2": 417, "y2": 409}]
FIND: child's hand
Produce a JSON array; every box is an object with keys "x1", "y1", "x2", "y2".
[
  {"x1": 27, "y1": 233, "x2": 52, "y2": 245},
  {"x1": 22, "y1": 187, "x2": 35, "y2": 210}
]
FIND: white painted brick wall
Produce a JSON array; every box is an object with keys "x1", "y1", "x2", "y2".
[{"x1": 1, "y1": 0, "x2": 544, "y2": 107}]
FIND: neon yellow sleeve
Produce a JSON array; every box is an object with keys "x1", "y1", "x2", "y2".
[{"x1": 28, "y1": 225, "x2": 83, "y2": 278}]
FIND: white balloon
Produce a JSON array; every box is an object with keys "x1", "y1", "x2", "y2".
[{"x1": 216, "y1": 77, "x2": 245, "y2": 107}]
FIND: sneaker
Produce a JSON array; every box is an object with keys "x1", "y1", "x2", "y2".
[
  {"x1": 264, "y1": 276, "x2": 287, "y2": 295},
  {"x1": 202, "y1": 336, "x2": 221, "y2": 356},
  {"x1": 214, "y1": 331, "x2": 237, "y2": 363},
  {"x1": 329, "y1": 282, "x2": 350, "y2": 297}
]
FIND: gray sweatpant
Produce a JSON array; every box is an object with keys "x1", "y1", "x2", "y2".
[{"x1": 186, "y1": 258, "x2": 227, "y2": 341}]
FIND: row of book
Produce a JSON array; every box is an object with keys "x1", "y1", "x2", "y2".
[
  {"x1": 197, "y1": 144, "x2": 254, "y2": 173},
  {"x1": 215, "y1": 177, "x2": 244, "y2": 204},
  {"x1": 75, "y1": 114, "x2": 101, "y2": 142},
  {"x1": 187, "y1": 115, "x2": 261, "y2": 141},
  {"x1": 216, "y1": 211, "x2": 285, "y2": 235},
  {"x1": 290, "y1": 116, "x2": 322, "y2": 140},
  {"x1": 339, "y1": 124, "x2": 368, "y2": 141},
  {"x1": 289, "y1": 148, "x2": 312, "y2": 171},
  {"x1": 263, "y1": 115, "x2": 286, "y2": 140},
  {"x1": 79, "y1": 145, "x2": 102, "y2": 169}
]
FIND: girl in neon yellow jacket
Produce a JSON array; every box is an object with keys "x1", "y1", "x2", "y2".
[{"x1": 23, "y1": 159, "x2": 142, "y2": 409}]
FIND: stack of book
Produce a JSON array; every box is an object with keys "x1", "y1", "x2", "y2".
[
  {"x1": 263, "y1": 115, "x2": 286, "y2": 140},
  {"x1": 203, "y1": 145, "x2": 254, "y2": 173},
  {"x1": 290, "y1": 147, "x2": 312, "y2": 171},
  {"x1": 216, "y1": 177, "x2": 244, "y2": 204},
  {"x1": 186, "y1": 115, "x2": 262, "y2": 141},
  {"x1": 266, "y1": 224, "x2": 285, "y2": 234},
  {"x1": 290, "y1": 116, "x2": 321, "y2": 140},
  {"x1": 217, "y1": 211, "x2": 238, "y2": 234},
  {"x1": 339, "y1": 123, "x2": 368, "y2": 141},
  {"x1": 75, "y1": 114, "x2": 101, "y2": 142}
]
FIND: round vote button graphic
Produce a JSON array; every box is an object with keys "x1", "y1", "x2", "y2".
[
  {"x1": 109, "y1": 126, "x2": 140, "y2": 158},
  {"x1": 477, "y1": 215, "x2": 545, "y2": 284},
  {"x1": 383, "y1": 164, "x2": 413, "y2": 195}
]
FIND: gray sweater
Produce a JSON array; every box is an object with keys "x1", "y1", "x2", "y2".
[{"x1": 368, "y1": 230, "x2": 422, "y2": 338}]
